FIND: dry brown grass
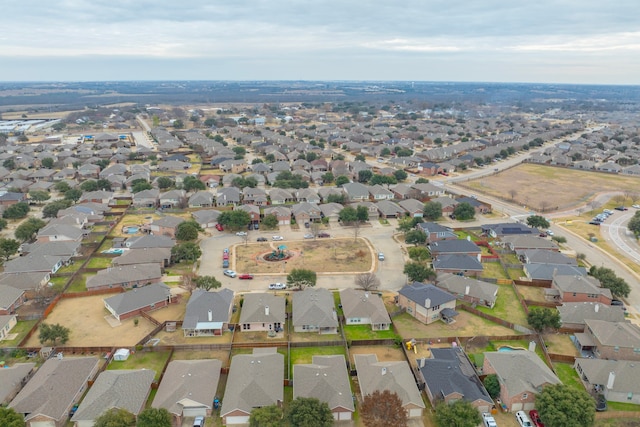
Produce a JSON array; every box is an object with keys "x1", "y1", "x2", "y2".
[
  {"x1": 348, "y1": 345, "x2": 406, "y2": 363},
  {"x1": 154, "y1": 330, "x2": 233, "y2": 346},
  {"x1": 516, "y1": 285, "x2": 547, "y2": 302},
  {"x1": 25, "y1": 295, "x2": 157, "y2": 347},
  {"x1": 171, "y1": 350, "x2": 230, "y2": 364},
  {"x1": 393, "y1": 310, "x2": 519, "y2": 339},
  {"x1": 234, "y1": 237, "x2": 373, "y2": 274},
  {"x1": 463, "y1": 164, "x2": 640, "y2": 211},
  {"x1": 149, "y1": 294, "x2": 189, "y2": 322},
  {"x1": 544, "y1": 333, "x2": 580, "y2": 356}
]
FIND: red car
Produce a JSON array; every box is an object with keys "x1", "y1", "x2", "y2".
[
  {"x1": 215, "y1": 223, "x2": 224, "y2": 231},
  {"x1": 222, "y1": 253, "x2": 229, "y2": 260},
  {"x1": 238, "y1": 274, "x2": 254, "y2": 280},
  {"x1": 529, "y1": 410, "x2": 544, "y2": 427}
]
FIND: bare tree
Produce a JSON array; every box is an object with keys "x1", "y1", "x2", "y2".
[
  {"x1": 310, "y1": 222, "x2": 321, "y2": 239},
  {"x1": 613, "y1": 194, "x2": 626, "y2": 205},
  {"x1": 355, "y1": 273, "x2": 381, "y2": 291},
  {"x1": 353, "y1": 220, "x2": 361, "y2": 242},
  {"x1": 589, "y1": 200, "x2": 602, "y2": 211},
  {"x1": 539, "y1": 200, "x2": 550, "y2": 213},
  {"x1": 508, "y1": 189, "x2": 517, "y2": 201},
  {"x1": 181, "y1": 272, "x2": 197, "y2": 294},
  {"x1": 629, "y1": 192, "x2": 640, "y2": 205},
  {"x1": 242, "y1": 233, "x2": 249, "y2": 246}
]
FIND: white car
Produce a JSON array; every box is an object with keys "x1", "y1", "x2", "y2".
[
  {"x1": 269, "y1": 283, "x2": 286, "y2": 290},
  {"x1": 515, "y1": 410, "x2": 532, "y2": 427},
  {"x1": 378, "y1": 252, "x2": 385, "y2": 261},
  {"x1": 236, "y1": 231, "x2": 248, "y2": 236},
  {"x1": 633, "y1": 204, "x2": 640, "y2": 209},
  {"x1": 546, "y1": 230, "x2": 554, "y2": 236},
  {"x1": 303, "y1": 233, "x2": 314, "y2": 239},
  {"x1": 223, "y1": 270, "x2": 237, "y2": 278},
  {"x1": 272, "y1": 235, "x2": 284, "y2": 241}
]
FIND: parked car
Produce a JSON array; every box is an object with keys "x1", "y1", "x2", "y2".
[
  {"x1": 596, "y1": 394, "x2": 608, "y2": 412},
  {"x1": 632, "y1": 204, "x2": 640, "y2": 209},
  {"x1": 588, "y1": 221, "x2": 601, "y2": 226},
  {"x1": 222, "y1": 253, "x2": 229, "y2": 260},
  {"x1": 529, "y1": 410, "x2": 544, "y2": 427},
  {"x1": 215, "y1": 223, "x2": 224, "y2": 231},
  {"x1": 378, "y1": 252, "x2": 385, "y2": 261},
  {"x1": 272, "y1": 235, "x2": 284, "y2": 241},
  {"x1": 238, "y1": 274, "x2": 254, "y2": 280},
  {"x1": 236, "y1": 231, "x2": 248, "y2": 236},
  {"x1": 482, "y1": 412, "x2": 498, "y2": 427},
  {"x1": 69, "y1": 404, "x2": 79, "y2": 417},
  {"x1": 318, "y1": 232, "x2": 330, "y2": 238},
  {"x1": 193, "y1": 416, "x2": 205, "y2": 427},
  {"x1": 257, "y1": 237, "x2": 268, "y2": 242},
  {"x1": 269, "y1": 283, "x2": 286, "y2": 290},
  {"x1": 222, "y1": 260, "x2": 229, "y2": 268},
  {"x1": 253, "y1": 223, "x2": 259, "y2": 230},
  {"x1": 223, "y1": 270, "x2": 237, "y2": 278},
  {"x1": 546, "y1": 230, "x2": 554, "y2": 236},
  {"x1": 223, "y1": 248, "x2": 229, "y2": 253},
  {"x1": 615, "y1": 206, "x2": 628, "y2": 211},
  {"x1": 515, "y1": 410, "x2": 533, "y2": 427},
  {"x1": 304, "y1": 233, "x2": 314, "y2": 239}
]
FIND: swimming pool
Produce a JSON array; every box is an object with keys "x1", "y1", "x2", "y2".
[
  {"x1": 102, "y1": 248, "x2": 125, "y2": 254},
  {"x1": 497, "y1": 345, "x2": 526, "y2": 352}
]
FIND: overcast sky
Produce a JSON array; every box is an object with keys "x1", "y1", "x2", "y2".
[{"x1": 2, "y1": 0, "x2": 639, "y2": 84}]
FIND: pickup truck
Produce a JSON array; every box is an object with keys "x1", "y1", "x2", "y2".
[{"x1": 482, "y1": 412, "x2": 498, "y2": 427}]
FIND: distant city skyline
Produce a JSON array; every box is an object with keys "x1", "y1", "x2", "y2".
[{"x1": 1, "y1": 1, "x2": 639, "y2": 84}]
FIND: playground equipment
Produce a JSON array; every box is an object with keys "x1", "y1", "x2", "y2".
[{"x1": 406, "y1": 339, "x2": 417, "y2": 353}]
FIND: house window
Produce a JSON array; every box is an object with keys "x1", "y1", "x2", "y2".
[
  {"x1": 572, "y1": 292, "x2": 577, "y2": 297},
  {"x1": 522, "y1": 393, "x2": 528, "y2": 400},
  {"x1": 243, "y1": 324, "x2": 250, "y2": 330},
  {"x1": 614, "y1": 346, "x2": 620, "y2": 352},
  {"x1": 634, "y1": 348, "x2": 640, "y2": 354}
]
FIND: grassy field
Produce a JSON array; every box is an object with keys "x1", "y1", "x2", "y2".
[
  {"x1": 85, "y1": 257, "x2": 114, "y2": 269},
  {"x1": 289, "y1": 346, "x2": 346, "y2": 378},
  {"x1": 475, "y1": 283, "x2": 528, "y2": 326},
  {"x1": 553, "y1": 362, "x2": 583, "y2": 390},
  {"x1": 480, "y1": 261, "x2": 509, "y2": 279},
  {"x1": 107, "y1": 350, "x2": 171, "y2": 380},
  {"x1": 0, "y1": 320, "x2": 38, "y2": 348},
  {"x1": 463, "y1": 163, "x2": 640, "y2": 212},
  {"x1": 235, "y1": 237, "x2": 373, "y2": 274}
]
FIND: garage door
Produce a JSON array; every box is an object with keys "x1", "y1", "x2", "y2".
[
  {"x1": 226, "y1": 415, "x2": 250, "y2": 425},
  {"x1": 30, "y1": 421, "x2": 55, "y2": 427},
  {"x1": 338, "y1": 411, "x2": 352, "y2": 421},
  {"x1": 511, "y1": 403, "x2": 523, "y2": 412},
  {"x1": 524, "y1": 402, "x2": 535, "y2": 411},
  {"x1": 409, "y1": 408, "x2": 423, "y2": 418},
  {"x1": 183, "y1": 407, "x2": 207, "y2": 418}
]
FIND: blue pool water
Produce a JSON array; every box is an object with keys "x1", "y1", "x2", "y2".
[{"x1": 102, "y1": 248, "x2": 125, "y2": 254}]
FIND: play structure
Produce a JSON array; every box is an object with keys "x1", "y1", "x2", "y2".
[
  {"x1": 263, "y1": 245, "x2": 292, "y2": 262},
  {"x1": 406, "y1": 339, "x2": 418, "y2": 353}
]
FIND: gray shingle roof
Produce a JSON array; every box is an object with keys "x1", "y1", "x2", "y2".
[
  {"x1": 293, "y1": 355, "x2": 354, "y2": 413},
  {"x1": 574, "y1": 358, "x2": 640, "y2": 394},
  {"x1": 9, "y1": 357, "x2": 100, "y2": 423},
  {"x1": 152, "y1": 215, "x2": 185, "y2": 228},
  {"x1": 103, "y1": 283, "x2": 171, "y2": 316},
  {"x1": 429, "y1": 239, "x2": 480, "y2": 254},
  {"x1": 0, "y1": 285, "x2": 24, "y2": 310},
  {"x1": 420, "y1": 348, "x2": 492, "y2": 405},
  {"x1": 125, "y1": 235, "x2": 176, "y2": 249},
  {"x1": 484, "y1": 351, "x2": 560, "y2": 396},
  {"x1": 585, "y1": 319, "x2": 640, "y2": 347},
  {"x1": 111, "y1": 247, "x2": 171, "y2": 266},
  {"x1": 398, "y1": 283, "x2": 456, "y2": 309},
  {"x1": 435, "y1": 273, "x2": 498, "y2": 304},
  {"x1": 71, "y1": 369, "x2": 155, "y2": 422},
  {"x1": 433, "y1": 254, "x2": 483, "y2": 271},
  {"x1": 152, "y1": 359, "x2": 222, "y2": 416},
  {"x1": 292, "y1": 288, "x2": 338, "y2": 329},
  {"x1": 220, "y1": 349, "x2": 284, "y2": 417},
  {"x1": 339, "y1": 289, "x2": 391, "y2": 325},
  {"x1": 0, "y1": 362, "x2": 35, "y2": 405},
  {"x1": 239, "y1": 293, "x2": 286, "y2": 324},
  {"x1": 183, "y1": 288, "x2": 234, "y2": 329},
  {"x1": 558, "y1": 302, "x2": 625, "y2": 326},
  {"x1": 87, "y1": 263, "x2": 162, "y2": 290}
]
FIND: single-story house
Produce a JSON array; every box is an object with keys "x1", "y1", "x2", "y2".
[
  {"x1": 574, "y1": 358, "x2": 640, "y2": 405},
  {"x1": 239, "y1": 293, "x2": 285, "y2": 332},
  {"x1": 339, "y1": 289, "x2": 391, "y2": 331},
  {"x1": 182, "y1": 288, "x2": 234, "y2": 337},
  {"x1": 86, "y1": 263, "x2": 163, "y2": 291},
  {"x1": 292, "y1": 288, "x2": 338, "y2": 334},
  {"x1": 557, "y1": 302, "x2": 626, "y2": 330},
  {"x1": 103, "y1": 283, "x2": 173, "y2": 321},
  {"x1": 0, "y1": 362, "x2": 35, "y2": 405},
  {"x1": 576, "y1": 319, "x2": 640, "y2": 361}
]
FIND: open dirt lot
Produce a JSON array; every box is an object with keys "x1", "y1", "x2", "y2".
[
  {"x1": 234, "y1": 237, "x2": 373, "y2": 274},
  {"x1": 462, "y1": 164, "x2": 640, "y2": 211},
  {"x1": 24, "y1": 295, "x2": 157, "y2": 347}
]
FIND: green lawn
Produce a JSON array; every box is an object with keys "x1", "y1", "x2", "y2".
[
  {"x1": 507, "y1": 268, "x2": 525, "y2": 280},
  {"x1": 48, "y1": 275, "x2": 70, "y2": 288},
  {"x1": 66, "y1": 273, "x2": 94, "y2": 293},
  {"x1": 56, "y1": 262, "x2": 83, "y2": 274},
  {"x1": 501, "y1": 253, "x2": 520, "y2": 264},
  {"x1": 107, "y1": 350, "x2": 171, "y2": 381},
  {"x1": 480, "y1": 261, "x2": 509, "y2": 279},
  {"x1": 552, "y1": 362, "x2": 582, "y2": 390},
  {"x1": 333, "y1": 291, "x2": 343, "y2": 316},
  {"x1": 290, "y1": 346, "x2": 346, "y2": 370},
  {"x1": 475, "y1": 283, "x2": 528, "y2": 326},
  {"x1": 0, "y1": 320, "x2": 38, "y2": 347},
  {"x1": 344, "y1": 325, "x2": 399, "y2": 341},
  {"x1": 595, "y1": 419, "x2": 640, "y2": 427},
  {"x1": 85, "y1": 257, "x2": 114, "y2": 269},
  {"x1": 607, "y1": 401, "x2": 640, "y2": 412}
]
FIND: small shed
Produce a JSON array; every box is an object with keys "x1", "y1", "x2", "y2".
[{"x1": 113, "y1": 348, "x2": 131, "y2": 361}]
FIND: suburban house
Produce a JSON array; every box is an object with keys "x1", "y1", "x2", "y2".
[
  {"x1": 191, "y1": 209, "x2": 222, "y2": 229},
  {"x1": 182, "y1": 288, "x2": 234, "y2": 337},
  {"x1": 557, "y1": 302, "x2": 626, "y2": 330},
  {"x1": 575, "y1": 319, "x2": 640, "y2": 361},
  {"x1": 502, "y1": 235, "x2": 559, "y2": 252},
  {"x1": 132, "y1": 189, "x2": 159, "y2": 208},
  {"x1": 0, "y1": 285, "x2": 25, "y2": 315},
  {"x1": 416, "y1": 222, "x2": 457, "y2": 243},
  {"x1": 398, "y1": 198, "x2": 425, "y2": 217},
  {"x1": 547, "y1": 275, "x2": 612, "y2": 304},
  {"x1": 188, "y1": 191, "x2": 214, "y2": 208},
  {"x1": 354, "y1": 354, "x2": 425, "y2": 418},
  {"x1": 111, "y1": 247, "x2": 171, "y2": 269},
  {"x1": 103, "y1": 283, "x2": 173, "y2": 321},
  {"x1": 291, "y1": 202, "x2": 322, "y2": 224},
  {"x1": 435, "y1": 273, "x2": 498, "y2": 308},
  {"x1": 292, "y1": 288, "x2": 338, "y2": 334},
  {"x1": 159, "y1": 189, "x2": 186, "y2": 209},
  {"x1": 239, "y1": 293, "x2": 286, "y2": 332},
  {"x1": 429, "y1": 239, "x2": 481, "y2": 257},
  {"x1": 220, "y1": 348, "x2": 284, "y2": 425},
  {"x1": 574, "y1": 358, "x2": 640, "y2": 405},
  {"x1": 483, "y1": 350, "x2": 561, "y2": 412},
  {"x1": 86, "y1": 263, "x2": 163, "y2": 291},
  {"x1": 455, "y1": 196, "x2": 492, "y2": 214},
  {"x1": 419, "y1": 347, "x2": 494, "y2": 412},
  {"x1": 263, "y1": 206, "x2": 292, "y2": 225},
  {"x1": 123, "y1": 235, "x2": 176, "y2": 249},
  {"x1": 10, "y1": 357, "x2": 101, "y2": 427},
  {"x1": 339, "y1": 289, "x2": 391, "y2": 331},
  {"x1": 3, "y1": 253, "x2": 68, "y2": 275},
  {"x1": 518, "y1": 249, "x2": 572, "y2": 265},
  {"x1": 147, "y1": 215, "x2": 185, "y2": 238},
  {"x1": 36, "y1": 224, "x2": 85, "y2": 243},
  {"x1": 376, "y1": 200, "x2": 405, "y2": 218},
  {"x1": 482, "y1": 223, "x2": 536, "y2": 238},
  {"x1": 0, "y1": 362, "x2": 35, "y2": 405},
  {"x1": 397, "y1": 283, "x2": 458, "y2": 324},
  {"x1": 523, "y1": 264, "x2": 587, "y2": 281},
  {"x1": 342, "y1": 182, "x2": 370, "y2": 201},
  {"x1": 0, "y1": 313, "x2": 17, "y2": 340},
  {"x1": 293, "y1": 355, "x2": 354, "y2": 421},
  {"x1": 432, "y1": 254, "x2": 484, "y2": 277},
  {"x1": 152, "y1": 359, "x2": 222, "y2": 426},
  {"x1": 70, "y1": 369, "x2": 155, "y2": 427}
]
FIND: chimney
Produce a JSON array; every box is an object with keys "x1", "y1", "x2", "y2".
[
  {"x1": 208, "y1": 310, "x2": 212, "y2": 322},
  {"x1": 265, "y1": 305, "x2": 270, "y2": 316},
  {"x1": 465, "y1": 286, "x2": 470, "y2": 295},
  {"x1": 467, "y1": 235, "x2": 471, "y2": 241},
  {"x1": 419, "y1": 358, "x2": 426, "y2": 369},
  {"x1": 528, "y1": 341, "x2": 536, "y2": 352},
  {"x1": 381, "y1": 367, "x2": 387, "y2": 375},
  {"x1": 607, "y1": 371, "x2": 615, "y2": 389},
  {"x1": 595, "y1": 304, "x2": 600, "y2": 313},
  {"x1": 424, "y1": 298, "x2": 431, "y2": 308}
]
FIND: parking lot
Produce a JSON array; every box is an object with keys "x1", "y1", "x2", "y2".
[{"x1": 199, "y1": 220, "x2": 407, "y2": 292}]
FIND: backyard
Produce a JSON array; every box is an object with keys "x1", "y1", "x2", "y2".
[
  {"x1": 107, "y1": 350, "x2": 171, "y2": 380},
  {"x1": 392, "y1": 310, "x2": 519, "y2": 339},
  {"x1": 474, "y1": 283, "x2": 529, "y2": 327}
]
